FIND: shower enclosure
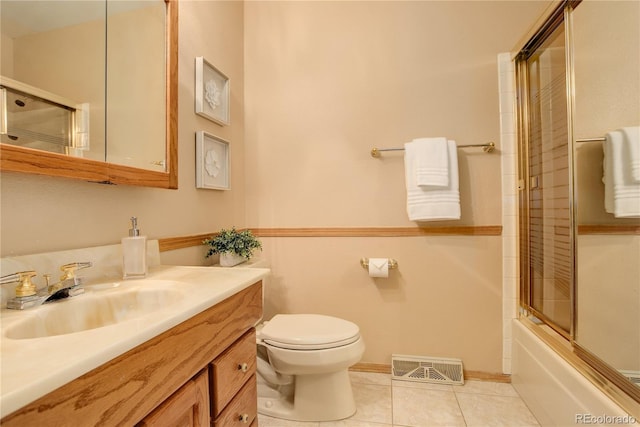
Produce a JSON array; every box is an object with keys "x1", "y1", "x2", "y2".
[
  {"x1": 518, "y1": 20, "x2": 572, "y2": 337},
  {"x1": 515, "y1": 0, "x2": 640, "y2": 409}
]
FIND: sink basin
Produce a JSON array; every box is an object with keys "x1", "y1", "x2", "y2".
[{"x1": 4, "y1": 283, "x2": 184, "y2": 340}]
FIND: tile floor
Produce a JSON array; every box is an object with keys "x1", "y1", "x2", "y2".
[{"x1": 258, "y1": 372, "x2": 540, "y2": 427}]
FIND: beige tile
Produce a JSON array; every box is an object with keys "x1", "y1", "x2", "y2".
[
  {"x1": 392, "y1": 378, "x2": 454, "y2": 392},
  {"x1": 454, "y1": 379, "x2": 519, "y2": 397},
  {"x1": 350, "y1": 383, "x2": 393, "y2": 424},
  {"x1": 392, "y1": 386, "x2": 466, "y2": 427},
  {"x1": 321, "y1": 421, "x2": 392, "y2": 427},
  {"x1": 349, "y1": 371, "x2": 392, "y2": 386},
  {"x1": 456, "y1": 393, "x2": 540, "y2": 426},
  {"x1": 258, "y1": 414, "x2": 320, "y2": 427}
]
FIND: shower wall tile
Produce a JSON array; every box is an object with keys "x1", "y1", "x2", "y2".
[
  {"x1": 503, "y1": 297, "x2": 518, "y2": 320},
  {"x1": 503, "y1": 237, "x2": 517, "y2": 262},
  {"x1": 501, "y1": 133, "x2": 517, "y2": 154},
  {"x1": 500, "y1": 112, "x2": 516, "y2": 134},
  {"x1": 502, "y1": 175, "x2": 518, "y2": 198},
  {"x1": 498, "y1": 52, "x2": 518, "y2": 375},
  {"x1": 503, "y1": 316, "x2": 513, "y2": 338},
  {"x1": 503, "y1": 215, "x2": 517, "y2": 237},
  {"x1": 502, "y1": 153, "x2": 517, "y2": 175},
  {"x1": 502, "y1": 357, "x2": 512, "y2": 375},
  {"x1": 499, "y1": 91, "x2": 516, "y2": 114}
]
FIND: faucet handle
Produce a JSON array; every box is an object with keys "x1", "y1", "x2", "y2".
[
  {"x1": 59, "y1": 262, "x2": 92, "y2": 281},
  {"x1": 0, "y1": 271, "x2": 37, "y2": 297}
]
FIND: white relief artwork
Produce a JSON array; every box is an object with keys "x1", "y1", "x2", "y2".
[
  {"x1": 204, "y1": 79, "x2": 221, "y2": 110},
  {"x1": 196, "y1": 131, "x2": 229, "y2": 190},
  {"x1": 205, "y1": 149, "x2": 220, "y2": 177},
  {"x1": 195, "y1": 57, "x2": 229, "y2": 125}
]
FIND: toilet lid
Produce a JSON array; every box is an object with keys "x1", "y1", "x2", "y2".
[{"x1": 260, "y1": 314, "x2": 360, "y2": 350}]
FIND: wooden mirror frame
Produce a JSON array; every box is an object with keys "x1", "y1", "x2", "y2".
[{"x1": 0, "y1": 0, "x2": 178, "y2": 189}]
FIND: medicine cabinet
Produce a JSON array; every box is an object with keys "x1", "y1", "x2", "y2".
[{"x1": 0, "y1": 0, "x2": 177, "y2": 188}]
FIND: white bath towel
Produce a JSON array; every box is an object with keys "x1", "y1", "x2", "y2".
[
  {"x1": 406, "y1": 137, "x2": 449, "y2": 187},
  {"x1": 621, "y1": 126, "x2": 640, "y2": 183},
  {"x1": 405, "y1": 139, "x2": 460, "y2": 221},
  {"x1": 603, "y1": 130, "x2": 640, "y2": 217}
]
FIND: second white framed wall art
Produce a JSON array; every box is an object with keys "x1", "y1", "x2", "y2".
[
  {"x1": 195, "y1": 57, "x2": 230, "y2": 125},
  {"x1": 195, "y1": 131, "x2": 229, "y2": 190}
]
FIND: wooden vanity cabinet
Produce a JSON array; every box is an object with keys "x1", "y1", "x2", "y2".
[
  {"x1": 140, "y1": 329, "x2": 258, "y2": 427},
  {"x1": 1, "y1": 282, "x2": 262, "y2": 427},
  {"x1": 138, "y1": 369, "x2": 210, "y2": 427},
  {"x1": 210, "y1": 329, "x2": 258, "y2": 426},
  {"x1": 213, "y1": 378, "x2": 257, "y2": 427}
]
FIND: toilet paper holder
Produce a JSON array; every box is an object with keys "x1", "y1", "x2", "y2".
[{"x1": 360, "y1": 258, "x2": 398, "y2": 270}]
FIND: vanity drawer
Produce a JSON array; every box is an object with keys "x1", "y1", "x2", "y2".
[
  {"x1": 211, "y1": 328, "x2": 256, "y2": 416},
  {"x1": 212, "y1": 375, "x2": 257, "y2": 427}
]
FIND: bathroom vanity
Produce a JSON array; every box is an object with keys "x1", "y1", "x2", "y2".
[{"x1": 0, "y1": 265, "x2": 267, "y2": 426}]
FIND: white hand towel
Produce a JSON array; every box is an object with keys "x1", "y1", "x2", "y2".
[
  {"x1": 406, "y1": 137, "x2": 449, "y2": 187},
  {"x1": 603, "y1": 130, "x2": 640, "y2": 217},
  {"x1": 405, "y1": 139, "x2": 460, "y2": 221},
  {"x1": 621, "y1": 126, "x2": 640, "y2": 183}
]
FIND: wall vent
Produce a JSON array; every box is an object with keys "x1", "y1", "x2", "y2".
[
  {"x1": 392, "y1": 354, "x2": 464, "y2": 385},
  {"x1": 619, "y1": 370, "x2": 640, "y2": 385}
]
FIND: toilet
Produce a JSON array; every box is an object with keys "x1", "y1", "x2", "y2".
[{"x1": 256, "y1": 313, "x2": 365, "y2": 422}]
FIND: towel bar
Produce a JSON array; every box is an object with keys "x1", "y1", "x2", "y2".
[
  {"x1": 371, "y1": 142, "x2": 495, "y2": 157},
  {"x1": 575, "y1": 137, "x2": 606, "y2": 143}
]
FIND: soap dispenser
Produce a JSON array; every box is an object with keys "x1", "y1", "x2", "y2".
[{"x1": 122, "y1": 216, "x2": 147, "y2": 279}]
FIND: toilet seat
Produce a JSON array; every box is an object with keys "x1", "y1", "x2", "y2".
[{"x1": 260, "y1": 314, "x2": 360, "y2": 350}]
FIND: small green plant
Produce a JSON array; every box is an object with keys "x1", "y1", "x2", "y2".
[{"x1": 203, "y1": 227, "x2": 262, "y2": 259}]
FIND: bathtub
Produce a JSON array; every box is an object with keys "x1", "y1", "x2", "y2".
[{"x1": 511, "y1": 319, "x2": 638, "y2": 425}]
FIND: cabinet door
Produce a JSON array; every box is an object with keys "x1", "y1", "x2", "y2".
[{"x1": 138, "y1": 370, "x2": 209, "y2": 427}]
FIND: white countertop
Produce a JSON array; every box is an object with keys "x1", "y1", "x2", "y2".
[{"x1": 0, "y1": 265, "x2": 269, "y2": 418}]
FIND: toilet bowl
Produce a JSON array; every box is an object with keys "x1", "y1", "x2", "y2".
[{"x1": 256, "y1": 313, "x2": 365, "y2": 422}]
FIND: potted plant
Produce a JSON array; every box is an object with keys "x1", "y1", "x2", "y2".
[{"x1": 203, "y1": 227, "x2": 262, "y2": 267}]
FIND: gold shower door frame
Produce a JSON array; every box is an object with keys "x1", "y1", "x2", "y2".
[{"x1": 517, "y1": 4, "x2": 575, "y2": 341}]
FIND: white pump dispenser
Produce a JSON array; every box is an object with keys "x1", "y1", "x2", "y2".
[{"x1": 122, "y1": 216, "x2": 147, "y2": 279}]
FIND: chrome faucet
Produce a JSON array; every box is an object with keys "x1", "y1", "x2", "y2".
[{"x1": 1, "y1": 262, "x2": 92, "y2": 310}]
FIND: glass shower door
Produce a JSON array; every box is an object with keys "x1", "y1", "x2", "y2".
[{"x1": 524, "y1": 23, "x2": 572, "y2": 335}]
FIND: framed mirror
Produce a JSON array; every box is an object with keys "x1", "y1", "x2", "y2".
[{"x1": 0, "y1": 0, "x2": 177, "y2": 189}]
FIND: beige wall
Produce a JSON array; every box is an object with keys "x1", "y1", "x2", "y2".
[
  {"x1": 0, "y1": 33, "x2": 14, "y2": 77},
  {"x1": 0, "y1": 1, "x2": 246, "y2": 263},
  {"x1": 244, "y1": 1, "x2": 549, "y2": 372},
  {"x1": 260, "y1": 236, "x2": 503, "y2": 369},
  {"x1": 0, "y1": 1, "x2": 552, "y2": 375}
]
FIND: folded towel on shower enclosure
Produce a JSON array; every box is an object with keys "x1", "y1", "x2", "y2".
[
  {"x1": 407, "y1": 137, "x2": 450, "y2": 187},
  {"x1": 603, "y1": 129, "x2": 640, "y2": 217},
  {"x1": 404, "y1": 139, "x2": 460, "y2": 221}
]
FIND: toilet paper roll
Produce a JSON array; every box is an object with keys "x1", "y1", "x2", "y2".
[{"x1": 368, "y1": 258, "x2": 389, "y2": 278}]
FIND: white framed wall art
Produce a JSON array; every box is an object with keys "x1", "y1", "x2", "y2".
[
  {"x1": 195, "y1": 131, "x2": 230, "y2": 190},
  {"x1": 195, "y1": 56, "x2": 230, "y2": 125}
]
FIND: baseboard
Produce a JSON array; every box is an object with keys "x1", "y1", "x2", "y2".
[
  {"x1": 464, "y1": 370, "x2": 511, "y2": 383},
  {"x1": 350, "y1": 363, "x2": 391, "y2": 374},
  {"x1": 350, "y1": 362, "x2": 511, "y2": 383}
]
